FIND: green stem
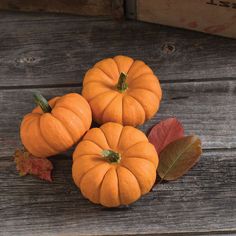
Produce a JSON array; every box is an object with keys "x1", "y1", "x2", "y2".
[
  {"x1": 33, "y1": 93, "x2": 52, "y2": 113},
  {"x1": 102, "y1": 150, "x2": 121, "y2": 163},
  {"x1": 117, "y1": 72, "x2": 128, "y2": 92}
]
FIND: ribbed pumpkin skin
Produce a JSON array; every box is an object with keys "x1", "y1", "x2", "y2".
[
  {"x1": 72, "y1": 122, "x2": 158, "y2": 207},
  {"x1": 82, "y1": 55, "x2": 162, "y2": 126},
  {"x1": 20, "y1": 93, "x2": 92, "y2": 158}
]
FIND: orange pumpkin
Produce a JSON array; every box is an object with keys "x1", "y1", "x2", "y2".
[
  {"x1": 20, "y1": 93, "x2": 92, "y2": 158},
  {"x1": 82, "y1": 55, "x2": 162, "y2": 126},
  {"x1": 72, "y1": 122, "x2": 158, "y2": 207}
]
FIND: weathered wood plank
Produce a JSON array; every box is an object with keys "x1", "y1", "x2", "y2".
[
  {"x1": 0, "y1": 0, "x2": 114, "y2": 16},
  {"x1": 0, "y1": 12, "x2": 235, "y2": 87},
  {"x1": 0, "y1": 11, "x2": 235, "y2": 236},
  {"x1": 0, "y1": 80, "x2": 235, "y2": 157},
  {"x1": 0, "y1": 10, "x2": 111, "y2": 22},
  {"x1": 0, "y1": 149, "x2": 235, "y2": 236}
]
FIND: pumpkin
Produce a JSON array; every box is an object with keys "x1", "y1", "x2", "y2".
[
  {"x1": 20, "y1": 93, "x2": 92, "y2": 158},
  {"x1": 72, "y1": 122, "x2": 158, "y2": 207},
  {"x1": 82, "y1": 55, "x2": 162, "y2": 126}
]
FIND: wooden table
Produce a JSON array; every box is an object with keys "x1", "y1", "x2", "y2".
[{"x1": 0, "y1": 11, "x2": 235, "y2": 236}]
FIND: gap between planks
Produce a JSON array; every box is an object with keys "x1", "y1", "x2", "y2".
[
  {"x1": 3, "y1": 146, "x2": 236, "y2": 162},
  {"x1": 0, "y1": 77, "x2": 235, "y2": 91}
]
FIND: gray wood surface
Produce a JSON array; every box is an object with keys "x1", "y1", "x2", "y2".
[
  {"x1": 0, "y1": 11, "x2": 235, "y2": 236},
  {"x1": 0, "y1": 11, "x2": 236, "y2": 88},
  {"x1": 0, "y1": 80, "x2": 236, "y2": 157},
  {"x1": 0, "y1": 150, "x2": 236, "y2": 236}
]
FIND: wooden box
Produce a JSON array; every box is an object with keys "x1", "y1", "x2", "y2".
[{"x1": 126, "y1": 0, "x2": 236, "y2": 38}]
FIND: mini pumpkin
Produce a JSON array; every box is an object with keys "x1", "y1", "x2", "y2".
[
  {"x1": 20, "y1": 93, "x2": 92, "y2": 158},
  {"x1": 72, "y1": 122, "x2": 158, "y2": 207},
  {"x1": 82, "y1": 55, "x2": 162, "y2": 126}
]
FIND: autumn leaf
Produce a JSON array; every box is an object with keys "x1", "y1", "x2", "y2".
[
  {"x1": 158, "y1": 135, "x2": 202, "y2": 181},
  {"x1": 14, "y1": 149, "x2": 53, "y2": 182},
  {"x1": 148, "y1": 118, "x2": 184, "y2": 154}
]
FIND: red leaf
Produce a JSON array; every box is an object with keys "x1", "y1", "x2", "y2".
[
  {"x1": 14, "y1": 149, "x2": 53, "y2": 182},
  {"x1": 148, "y1": 118, "x2": 184, "y2": 154}
]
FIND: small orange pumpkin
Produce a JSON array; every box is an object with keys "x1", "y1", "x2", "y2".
[
  {"x1": 82, "y1": 55, "x2": 162, "y2": 126},
  {"x1": 20, "y1": 93, "x2": 92, "y2": 158},
  {"x1": 72, "y1": 122, "x2": 158, "y2": 207}
]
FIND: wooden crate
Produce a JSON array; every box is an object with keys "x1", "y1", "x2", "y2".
[{"x1": 126, "y1": 0, "x2": 236, "y2": 38}]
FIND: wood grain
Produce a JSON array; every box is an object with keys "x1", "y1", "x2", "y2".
[
  {"x1": 0, "y1": 80, "x2": 235, "y2": 158},
  {"x1": 0, "y1": 11, "x2": 235, "y2": 236},
  {"x1": 136, "y1": 0, "x2": 236, "y2": 38},
  {"x1": 0, "y1": 10, "x2": 111, "y2": 22},
  {"x1": 0, "y1": 12, "x2": 235, "y2": 87},
  {"x1": 0, "y1": 0, "x2": 113, "y2": 16},
  {"x1": 0, "y1": 149, "x2": 235, "y2": 236}
]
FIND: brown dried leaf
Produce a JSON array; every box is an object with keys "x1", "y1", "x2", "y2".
[
  {"x1": 158, "y1": 135, "x2": 202, "y2": 181},
  {"x1": 14, "y1": 149, "x2": 53, "y2": 182}
]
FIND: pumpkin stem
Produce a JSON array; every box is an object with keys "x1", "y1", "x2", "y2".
[
  {"x1": 117, "y1": 72, "x2": 128, "y2": 92},
  {"x1": 33, "y1": 93, "x2": 52, "y2": 113},
  {"x1": 102, "y1": 150, "x2": 121, "y2": 163}
]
